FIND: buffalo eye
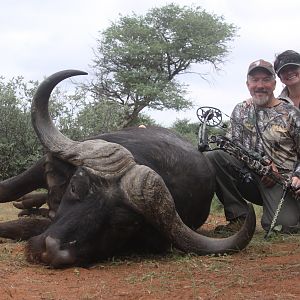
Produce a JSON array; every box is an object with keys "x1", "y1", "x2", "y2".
[
  {"x1": 65, "y1": 168, "x2": 93, "y2": 202},
  {"x1": 68, "y1": 172, "x2": 91, "y2": 201},
  {"x1": 71, "y1": 184, "x2": 76, "y2": 194},
  {"x1": 69, "y1": 183, "x2": 80, "y2": 201}
]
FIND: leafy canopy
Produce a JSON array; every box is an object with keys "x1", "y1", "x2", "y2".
[
  {"x1": 0, "y1": 77, "x2": 41, "y2": 179},
  {"x1": 90, "y1": 3, "x2": 237, "y2": 127}
]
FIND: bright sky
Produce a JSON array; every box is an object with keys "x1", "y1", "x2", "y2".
[{"x1": 1, "y1": 0, "x2": 299, "y2": 126}]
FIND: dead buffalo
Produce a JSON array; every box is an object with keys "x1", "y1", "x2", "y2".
[{"x1": 0, "y1": 70, "x2": 256, "y2": 268}]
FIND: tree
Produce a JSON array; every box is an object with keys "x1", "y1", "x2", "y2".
[
  {"x1": 75, "y1": 100, "x2": 158, "y2": 137},
  {"x1": 75, "y1": 100, "x2": 129, "y2": 137},
  {"x1": 0, "y1": 74, "x2": 158, "y2": 179},
  {"x1": 0, "y1": 77, "x2": 41, "y2": 179},
  {"x1": 171, "y1": 118, "x2": 229, "y2": 146},
  {"x1": 171, "y1": 118, "x2": 199, "y2": 145},
  {"x1": 0, "y1": 77, "x2": 89, "y2": 179},
  {"x1": 89, "y1": 3, "x2": 237, "y2": 127}
]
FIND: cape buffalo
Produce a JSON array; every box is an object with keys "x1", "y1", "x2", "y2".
[{"x1": 0, "y1": 70, "x2": 256, "y2": 268}]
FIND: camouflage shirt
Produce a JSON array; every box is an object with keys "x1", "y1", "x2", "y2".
[
  {"x1": 226, "y1": 100, "x2": 300, "y2": 176},
  {"x1": 278, "y1": 86, "x2": 295, "y2": 105}
]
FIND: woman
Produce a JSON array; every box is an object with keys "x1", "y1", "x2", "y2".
[{"x1": 274, "y1": 50, "x2": 300, "y2": 108}]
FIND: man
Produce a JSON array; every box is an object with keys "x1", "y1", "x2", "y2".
[{"x1": 206, "y1": 59, "x2": 300, "y2": 234}]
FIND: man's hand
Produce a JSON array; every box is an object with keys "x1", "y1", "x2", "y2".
[
  {"x1": 291, "y1": 176, "x2": 300, "y2": 195},
  {"x1": 261, "y1": 162, "x2": 280, "y2": 188}
]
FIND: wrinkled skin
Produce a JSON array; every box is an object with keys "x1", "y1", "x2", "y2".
[{"x1": 0, "y1": 70, "x2": 256, "y2": 268}]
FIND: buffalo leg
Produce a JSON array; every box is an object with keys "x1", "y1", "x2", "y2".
[
  {"x1": 0, "y1": 157, "x2": 47, "y2": 203},
  {"x1": 13, "y1": 192, "x2": 48, "y2": 217},
  {"x1": 0, "y1": 217, "x2": 51, "y2": 241}
]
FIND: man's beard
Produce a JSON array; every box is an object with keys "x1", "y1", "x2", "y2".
[{"x1": 253, "y1": 94, "x2": 270, "y2": 106}]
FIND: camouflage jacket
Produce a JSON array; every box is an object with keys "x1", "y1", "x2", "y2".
[
  {"x1": 227, "y1": 100, "x2": 300, "y2": 177},
  {"x1": 278, "y1": 86, "x2": 294, "y2": 105}
]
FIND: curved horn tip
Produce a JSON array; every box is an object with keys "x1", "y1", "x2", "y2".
[
  {"x1": 62, "y1": 69, "x2": 88, "y2": 76},
  {"x1": 33, "y1": 70, "x2": 88, "y2": 96},
  {"x1": 49, "y1": 69, "x2": 88, "y2": 79}
]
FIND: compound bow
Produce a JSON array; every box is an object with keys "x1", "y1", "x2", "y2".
[{"x1": 196, "y1": 106, "x2": 297, "y2": 238}]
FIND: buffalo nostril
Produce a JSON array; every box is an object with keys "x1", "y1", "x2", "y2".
[
  {"x1": 43, "y1": 236, "x2": 75, "y2": 267},
  {"x1": 45, "y1": 236, "x2": 60, "y2": 256},
  {"x1": 41, "y1": 236, "x2": 60, "y2": 264}
]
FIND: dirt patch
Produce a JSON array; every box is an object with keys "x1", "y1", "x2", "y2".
[{"x1": 0, "y1": 213, "x2": 299, "y2": 299}]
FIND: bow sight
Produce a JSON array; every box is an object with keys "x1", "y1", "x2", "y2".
[
  {"x1": 196, "y1": 106, "x2": 223, "y2": 127},
  {"x1": 196, "y1": 106, "x2": 227, "y2": 152}
]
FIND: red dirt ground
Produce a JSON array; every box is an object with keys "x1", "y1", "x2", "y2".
[{"x1": 0, "y1": 214, "x2": 299, "y2": 300}]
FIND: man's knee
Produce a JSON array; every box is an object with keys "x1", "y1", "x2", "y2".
[{"x1": 261, "y1": 213, "x2": 299, "y2": 232}]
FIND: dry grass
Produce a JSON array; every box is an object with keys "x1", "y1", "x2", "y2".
[
  {"x1": 0, "y1": 202, "x2": 299, "y2": 299},
  {"x1": 0, "y1": 202, "x2": 19, "y2": 222}
]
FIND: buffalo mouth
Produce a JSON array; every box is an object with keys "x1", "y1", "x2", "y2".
[{"x1": 26, "y1": 234, "x2": 77, "y2": 268}]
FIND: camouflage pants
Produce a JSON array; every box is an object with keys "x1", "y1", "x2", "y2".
[{"x1": 205, "y1": 150, "x2": 300, "y2": 232}]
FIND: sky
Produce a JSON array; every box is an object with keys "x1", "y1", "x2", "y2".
[{"x1": 1, "y1": 0, "x2": 300, "y2": 126}]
